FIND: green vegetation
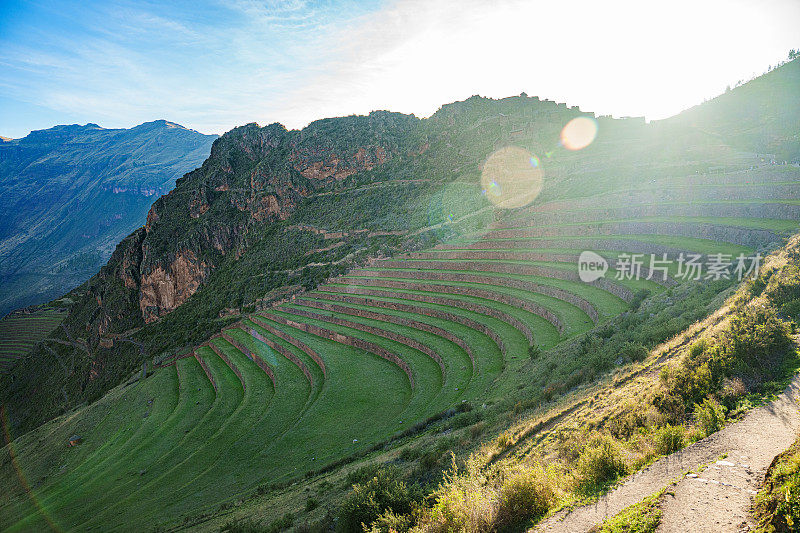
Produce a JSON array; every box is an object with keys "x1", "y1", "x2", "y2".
[
  {"x1": 753, "y1": 435, "x2": 800, "y2": 532},
  {"x1": 2, "y1": 60, "x2": 800, "y2": 532},
  {"x1": 590, "y1": 487, "x2": 666, "y2": 533}
]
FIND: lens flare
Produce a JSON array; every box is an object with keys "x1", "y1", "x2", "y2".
[
  {"x1": 480, "y1": 146, "x2": 543, "y2": 209},
  {"x1": 2, "y1": 404, "x2": 64, "y2": 532},
  {"x1": 560, "y1": 116, "x2": 598, "y2": 151}
]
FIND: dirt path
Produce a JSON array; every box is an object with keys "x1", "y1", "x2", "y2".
[{"x1": 535, "y1": 372, "x2": 800, "y2": 532}]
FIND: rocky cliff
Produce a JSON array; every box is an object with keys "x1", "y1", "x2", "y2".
[{"x1": 82, "y1": 112, "x2": 420, "y2": 332}]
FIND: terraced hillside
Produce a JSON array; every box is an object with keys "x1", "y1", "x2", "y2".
[
  {"x1": 2, "y1": 60, "x2": 799, "y2": 532},
  {"x1": 0, "y1": 307, "x2": 65, "y2": 372},
  {"x1": 2, "y1": 158, "x2": 797, "y2": 531}
]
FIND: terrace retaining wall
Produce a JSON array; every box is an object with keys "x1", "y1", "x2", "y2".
[
  {"x1": 506, "y1": 199, "x2": 800, "y2": 226},
  {"x1": 249, "y1": 316, "x2": 327, "y2": 378},
  {"x1": 483, "y1": 222, "x2": 781, "y2": 248},
  {"x1": 319, "y1": 285, "x2": 535, "y2": 345},
  {"x1": 207, "y1": 340, "x2": 245, "y2": 391},
  {"x1": 193, "y1": 351, "x2": 218, "y2": 391},
  {"x1": 244, "y1": 326, "x2": 314, "y2": 387},
  {"x1": 262, "y1": 311, "x2": 415, "y2": 388},
  {"x1": 311, "y1": 291, "x2": 507, "y2": 358},
  {"x1": 282, "y1": 305, "x2": 447, "y2": 381},
  {"x1": 351, "y1": 269, "x2": 600, "y2": 323},
  {"x1": 220, "y1": 331, "x2": 276, "y2": 387},
  {"x1": 326, "y1": 278, "x2": 565, "y2": 334},
  {"x1": 297, "y1": 297, "x2": 477, "y2": 373}
]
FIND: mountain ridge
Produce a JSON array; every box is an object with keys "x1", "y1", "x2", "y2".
[
  {"x1": 0, "y1": 120, "x2": 217, "y2": 317},
  {"x1": 2, "y1": 59, "x2": 798, "y2": 438}
]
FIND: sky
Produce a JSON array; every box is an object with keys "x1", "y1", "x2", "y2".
[{"x1": 1, "y1": 0, "x2": 799, "y2": 139}]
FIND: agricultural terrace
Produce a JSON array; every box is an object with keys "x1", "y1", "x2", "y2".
[{"x1": 2, "y1": 164, "x2": 798, "y2": 532}]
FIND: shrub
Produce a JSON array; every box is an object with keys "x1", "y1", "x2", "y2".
[
  {"x1": 496, "y1": 432, "x2": 515, "y2": 450},
  {"x1": 528, "y1": 344, "x2": 542, "y2": 360},
  {"x1": 221, "y1": 513, "x2": 294, "y2": 533},
  {"x1": 619, "y1": 342, "x2": 649, "y2": 363},
  {"x1": 346, "y1": 463, "x2": 395, "y2": 488},
  {"x1": 749, "y1": 269, "x2": 772, "y2": 297},
  {"x1": 767, "y1": 264, "x2": 800, "y2": 306},
  {"x1": 337, "y1": 467, "x2": 418, "y2": 533},
  {"x1": 689, "y1": 338, "x2": 710, "y2": 358},
  {"x1": 575, "y1": 435, "x2": 627, "y2": 492},
  {"x1": 419, "y1": 450, "x2": 443, "y2": 471},
  {"x1": 421, "y1": 460, "x2": 493, "y2": 533},
  {"x1": 781, "y1": 298, "x2": 800, "y2": 322},
  {"x1": 719, "y1": 377, "x2": 747, "y2": 403},
  {"x1": 653, "y1": 424, "x2": 684, "y2": 455},
  {"x1": 365, "y1": 509, "x2": 414, "y2": 533},
  {"x1": 495, "y1": 464, "x2": 557, "y2": 528},
  {"x1": 722, "y1": 305, "x2": 793, "y2": 376},
  {"x1": 469, "y1": 421, "x2": 486, "y2": 439},
  {"x1": 693, "y1": 398, "x2": 726, "y2": 437},
  {"x1": 630, "y1": 289, "x2": 650, "y2": 311},
  {"x1": 399, "y1": 447, "x2": 420, "y2": 462},
  {"x1": 608, "y1": 405, "x2": 645, "y2": 440}
]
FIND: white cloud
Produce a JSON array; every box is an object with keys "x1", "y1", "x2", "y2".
[{"x1": 1, "y1": 0, "x2": 799, "y2": 137}]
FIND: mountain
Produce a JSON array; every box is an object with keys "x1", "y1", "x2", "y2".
[
  {"x1": 0, "y1": 120, "x2": 217, "y2": 317},
  {"x1": 0, "y1": 59, "x2": 798, "y2": 531},
  {"x1": 666, "y1": 58, "x2": 800, "y2": 161}
]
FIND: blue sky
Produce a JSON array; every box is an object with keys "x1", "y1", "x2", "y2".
[{"x1": 1, "y1": 0, "x2": 799, "y2": 139}]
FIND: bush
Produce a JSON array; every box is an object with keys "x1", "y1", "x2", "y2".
[
  {"x1": 653, "y1": 424, "x2": 684, "y2": 455},
  {"x1": 346, "y1": 463, "x2": 395, "y2": 488},
  {"x1": 423, "y1": 472, "x2": 493, "y2": 533},
  {"x1": 693, "y1": 398, "x2": 726, "y2": 437},
  {"x1": 221, "y1": 513, "x2": 294, "y2": 533},
  {"x1": 528, "y1": 344, "x2": 542, "y2": 360},
  {"x1": 496, "y1": 432, "x2": 515, "y2": 450},
  {"x1": 619, "y1": 342, "x2": 649, "y2": 363},
  {"x1": 337, "y1": 467, "x2": 418, "y2": 533},
  {"x1": 630, "y1": 289, "x2": 650, "y2": 311},
  {"x1": 719, "y1": 377, "x2": 747, "y2": 404},
  {"x1": 495, "y1": 464, "x2": 557, "y2": 528},
  {"x1": 469, "y1": 421, "x2": 486, "y2": 439},
  {"x1": 365, "y1": 509, "x2": 413, "y2": 533},
  {"x1": 575, "y1": 435, "x2": 627, "y2": 492},
  {"x1": 781, "y1": 298, "x2": 800, "y2": 322},
  {"x1": 608, "y1": 405, "x2": 645, "y2": 440},
  {"x1": 689, "y1": 338, "x2": 710, "y2": 358},
  {"x1": 722, "y1": 305, "x2": 793, "y2": 376}
]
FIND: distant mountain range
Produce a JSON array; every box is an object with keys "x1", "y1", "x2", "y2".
[{"x1": 0, "y1": 120, "x2": 217, "y2": 317}]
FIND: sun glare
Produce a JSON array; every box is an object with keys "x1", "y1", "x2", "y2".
[
  {"x1": 481, "y1": 146, "x2": 543, "y2": 209},
  {"x1": 560, "y1": 116, "x2": 598, "y2": 151}
]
